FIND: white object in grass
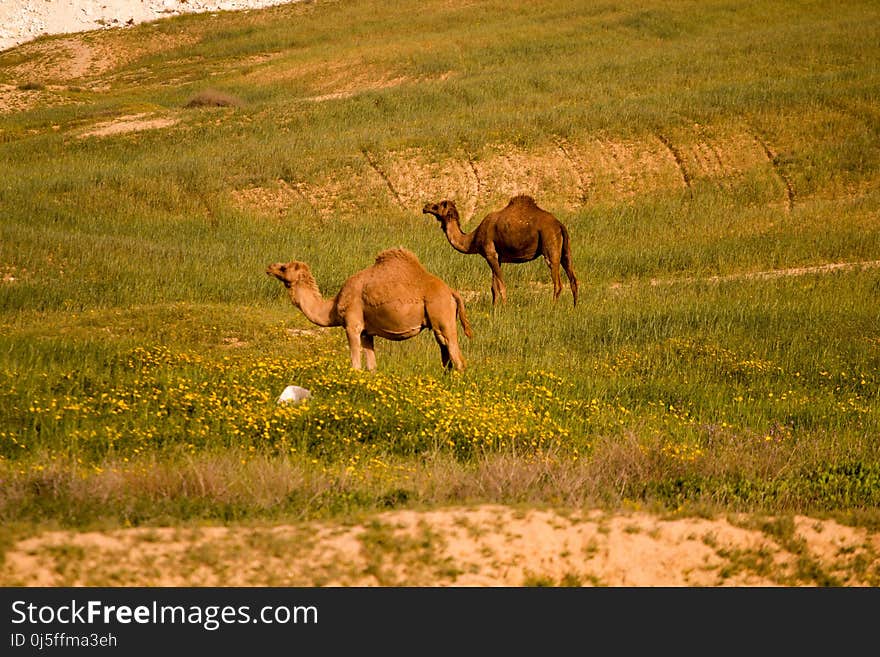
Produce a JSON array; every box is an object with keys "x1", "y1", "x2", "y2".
[{"x1": 276, "y1": 385, "x2": 311, "y2": 404}]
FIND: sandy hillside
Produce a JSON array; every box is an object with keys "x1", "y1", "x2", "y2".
[{"x1": 0, "y1": 0, "x2": 299, "y2": 52}]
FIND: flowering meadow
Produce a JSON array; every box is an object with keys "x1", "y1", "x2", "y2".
[{"x1": 2, "y1": 290, "x2": 878, "y2": 525}]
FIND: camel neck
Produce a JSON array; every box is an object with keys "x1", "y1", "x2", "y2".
[
  {"x1": 288, "y1": 286, "x2": 339, "y2": 327},
  {"x1": 442, "y1": 217, "x2": 476, "y2": 254}
]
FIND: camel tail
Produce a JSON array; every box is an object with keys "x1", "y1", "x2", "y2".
[
  {"x1": 453, "y1": 290, "x2": 474, "y2": 339},
  {"x1": 560, "y1": 222, "x2": 579, "y2": 306}
]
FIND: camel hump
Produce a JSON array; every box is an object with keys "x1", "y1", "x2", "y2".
[
  {"x1": 360, "y1": 247, "x2": 431, "y2": 307},
  {"x1": 373, "y1": 247, "x2": 423, "y2": 269},
  {"x1": 507, "y1": 194, "x2": 540, "y2": 209}
]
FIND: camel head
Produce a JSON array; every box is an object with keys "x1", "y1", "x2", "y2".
[
  {"x1": 266, "y1": 260, "x2": 315, "y2": 289},
  {"x1": 422, "y1": 199, "x2": 460, "y2": 224}
]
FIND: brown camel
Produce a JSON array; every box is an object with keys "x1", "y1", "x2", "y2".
[
  {"x1": 422, "y1": 194, "x2": 579, "y2": 306},
  {"x1": 266, "y1": 248, "x2": 473, "y2": 371}
]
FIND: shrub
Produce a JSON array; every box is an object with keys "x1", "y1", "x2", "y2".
[{"x1": 184, "y1": 89, "x2": 244, "y2": 108}]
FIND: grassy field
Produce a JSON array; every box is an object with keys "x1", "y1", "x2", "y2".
[{"x1": 1, "y1": 0, "x2": 879, "y2": 549}]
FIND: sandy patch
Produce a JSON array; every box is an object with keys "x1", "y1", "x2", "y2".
[
  {"x1": 3, "y1": 505, "x2": 877, "y2": 586},
  {"x1": 377, "y1": 147, "x2": 480, "y2": 220},
  {"x1": 78, "y1": 112, "x2": 178, "y2": 138},
  {"x1": 6, "y1": 37, "x2": 115, "y2": 83}
]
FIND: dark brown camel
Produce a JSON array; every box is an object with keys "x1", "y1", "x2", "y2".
[{"x1": 423, "y1": 194, "x2": 578, "y2": 306}]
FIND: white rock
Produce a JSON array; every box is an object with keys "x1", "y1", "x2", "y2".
[{"x1": 276, "y1": 385, "x2": 311, "y2": 405}]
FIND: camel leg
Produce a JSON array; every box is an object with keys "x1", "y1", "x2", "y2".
[
  {"x1": 545, "y1": 254, "x2": 563, "y2": 301},
  {"x1": 445, "y1": 336, "x2": 466, "y2": 371},
  {"x1": 360, "y1": 334, "x2": 377, "y2": 371},
  {"x1": 438, "y1": 342, "x2": 452, "y2": 369},
  {"x1": 345, "y1": 324, "x2": 363, "y2": 370},
  {"x1": 562, "y1": 257, "x2": 578, "y2": 306},
  {"x1": 485, "y1": 251, "x2": 506, "y2": 306},
  {"x1": 426, "y1": 299, "x2": 466, "y2": 371},
  {"x1": 434, "y1": 328, "x2": 466, "y2": 371},
  {"x1": 560, "y1": 228, "x2": 578, "y2": 306}
]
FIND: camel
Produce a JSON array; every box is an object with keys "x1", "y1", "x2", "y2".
[
  {"x1": 422, "y1": 194, "x2": 579, "y2": 306},
  {"x1": 266, "y1": 248, "x2": 473, "y2": 372}
]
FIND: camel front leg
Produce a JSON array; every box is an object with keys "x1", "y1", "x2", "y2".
[
  {"x1": 345, "y1": 325, "x2": 363, "y2": 370},
  {"x1": 360, "y1": 333, "x2": 377, "y2": 371},
  {"x1": 485, "y1": 251, "x2": 507, "y2": 306}
]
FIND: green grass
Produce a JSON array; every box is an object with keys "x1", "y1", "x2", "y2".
[{"x1": 1, "y1": 0, "x2": 879, "y2": 533}]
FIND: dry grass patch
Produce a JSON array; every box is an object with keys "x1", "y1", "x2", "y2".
[
  {"x1": 230, "y1": 165, "x2": 389, "y2": 220},
  {"x1": 0, "y1": 82, "x2": 81, "y2": 115},
  {"x1": 242, "y1": 54, "x2": 452, "y2": 102}
]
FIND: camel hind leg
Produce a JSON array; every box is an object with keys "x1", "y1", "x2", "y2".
[
  {"x1": 426, "y1": 298, "x2": 466, "y2": 371},
  {"x1": 437, "y1": 342, "x2": 452, "y2": 369},
  {"x1": 432, "y1": 325, "x2": 465, "y2": 371},
  {"x1": 560, "y1": 224, "x2": 578, "y2": 306},
  {"x1": 563, "y1": 259, "x2": 578, "y2": 306},
  {"x1": 544, "y1": 253, "x2": 564, "y2": 301},
  {"x1": 540, "y1": 228, "x2": 564, "y2": 302},
  {"x1": 439, "y1": 333, "x2": 465, "y2": 371},
  {"x1": 360, "y1": 334, "x2": 377, "y2": 371}
]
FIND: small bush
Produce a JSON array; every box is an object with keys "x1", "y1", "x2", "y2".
[
  {"x1": 18, "y1": 82, "x2": 45, "y2": 91},
  {"x1": 184, "y1": 89, "x2": 244, "y2": 108}
]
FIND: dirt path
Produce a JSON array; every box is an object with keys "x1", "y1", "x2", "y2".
[{"x1": 3, "y1": 505, "x2": 878, "y2": 586}]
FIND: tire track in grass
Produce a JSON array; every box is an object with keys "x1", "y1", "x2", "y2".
[
  {"x1": 654, "y1": 131, "x2": 693, "y2": 193},
  {"x1": 693, "y1": 122, "x2": 735, "y2": 194},
  {"x1": 360, "y1": 147, "x2": 407, "y2": 212},
  {"x1": 279, "y1": 176, "x2": 320, "y2": 219},
  {"x1": 553, "y1": 135, "x2": 590, "y2": 205},
  {"x1": 603, "y1": 259, "x2": 880, "y2": 291},
  {"x1": 752, "y1": 132, "x2": 795, "y2": 213},
  {"x1": 464, "y1": 149, "x2": 483, "y2": 224}
]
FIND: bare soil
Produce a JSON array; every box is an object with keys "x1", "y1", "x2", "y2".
[{"x1": 3, "y1": 505, "x2": 878, "y2": 586}]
